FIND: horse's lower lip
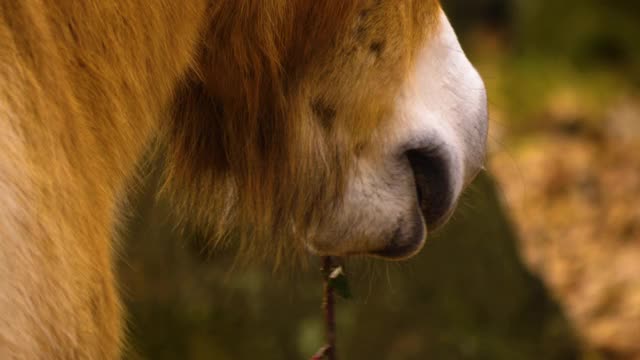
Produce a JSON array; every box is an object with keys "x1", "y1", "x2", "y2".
[
  {"x1": 371, "y1": 209, "x2": 426, "y2": 260},
  {"x1": 372, "y1": 238, "x2": 424, "y2": 259}
]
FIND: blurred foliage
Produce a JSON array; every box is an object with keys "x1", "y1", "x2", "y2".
[
  {"x1": 445, "y1": 0, "x2": 640, "y2": 75},
  {"x1": 514, "y1": 1, "x2": 640, "y2": 74},
  {"x1": 445, "y1": 0, "x2": 640, "y2": 136},
  {"x1": 444, "y1": 0, "x2": 640, "y2": 357}
]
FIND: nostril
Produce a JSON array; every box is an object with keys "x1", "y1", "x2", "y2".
[{"x1": 406, "y1": 147, "x2": 454, "y2": 230}]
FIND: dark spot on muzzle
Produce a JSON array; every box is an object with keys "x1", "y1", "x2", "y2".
[
  {"x1": 311, "y1": 99, "x2": 337, "y2": 130},
  {"x1": 369, "y1": 40, "x2": 385, "y2": 57}
]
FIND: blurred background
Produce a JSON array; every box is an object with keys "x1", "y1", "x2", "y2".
[{"x1": 119, "y1": 1, "x2": 640, "y2": 359}]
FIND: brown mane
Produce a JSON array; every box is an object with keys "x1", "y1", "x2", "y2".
[
  {"x1": 164, "y1": 1, "x2": 365, "y2": 263},
  {"x1": 0, "y1": 1, "x2": 367, "y2": 356}
]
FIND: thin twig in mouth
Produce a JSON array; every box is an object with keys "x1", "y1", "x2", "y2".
[{"x1": 311, "y1": 256, "x2": 338, "y2": 360}]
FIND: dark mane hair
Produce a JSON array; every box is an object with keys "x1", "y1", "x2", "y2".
[{"x1": 163, "y1": 1, "x2": 364, "y2": 264}]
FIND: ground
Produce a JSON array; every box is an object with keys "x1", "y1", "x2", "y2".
[{"x1": 491, "y1": 90, "x2": 640, "y2": 358}]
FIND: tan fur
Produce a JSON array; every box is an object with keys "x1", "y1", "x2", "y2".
[{"x1": 0, "y1": 1, "x2": 440, "y2": 358}]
